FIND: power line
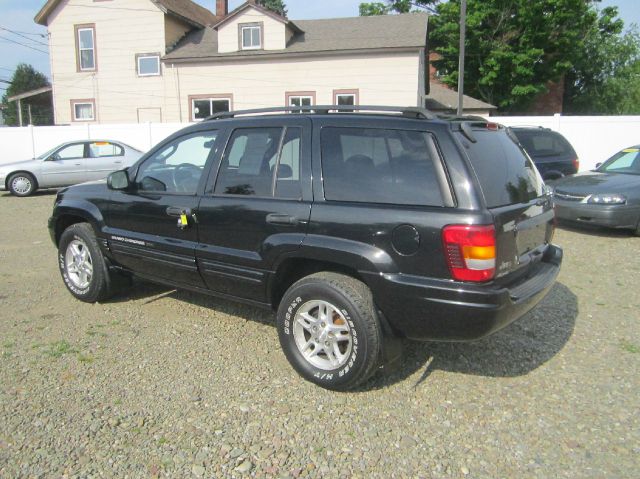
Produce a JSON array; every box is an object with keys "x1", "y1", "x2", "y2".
[
  {"x1": 0, "y1": 27, "x2": 48, "y2": 47},
  {"x1": 0, "y1": 27, "x2": 46, "y2": 38},
  {"x1": 0, "y1": 36, "x2": 48, "y2": 54}
]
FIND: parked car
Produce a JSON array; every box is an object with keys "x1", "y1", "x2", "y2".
[
  {"x1": 0, "y1": 140, "x2": 143, "y2": 197},
  {"x1": 48, "y1": 106, "x2": 562, "y2": 390},
  {"x1": 510, "y1": 126, "x2": 579, "y2": 181},
  {"x1": 552, "y1": 145, "x2": 640, "y2": 235}
]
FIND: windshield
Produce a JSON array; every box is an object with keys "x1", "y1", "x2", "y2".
[
  {"x1": 597, "y1": 148, "x2": 640, "y2": 175},
  {"x1": 36, "y1": 145, "x2": 60, "y2": 160}
]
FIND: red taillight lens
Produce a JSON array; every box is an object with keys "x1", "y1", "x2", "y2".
[
  {"x1": 572, "y1": 158, "x2": 580, "y2": 172},
  {"x1": 442, "y1": 225, "x2": 496, "y2": 282}
]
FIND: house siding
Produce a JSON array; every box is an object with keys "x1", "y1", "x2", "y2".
[
  {"x1": 217, "y1": 9, "x2": 286, "y2": 52},
  {"x1": 47, "y1": 0, "x2": 172, "y2": 124},
  {"x1": 173, "y1": 52, "x2": 421, "y2": 119}
]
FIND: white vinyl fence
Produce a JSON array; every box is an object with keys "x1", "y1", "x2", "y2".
[{"x1": 1, "y1": 115, "x2": 639, "y2": 172}]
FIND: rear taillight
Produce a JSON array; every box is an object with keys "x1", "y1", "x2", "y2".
[
  {"x1": 442, "y1": 225, "x2": 496, "y2": 282},
  {"x1": 572, "y1": 158, "x2": 580, "y2": 172}
]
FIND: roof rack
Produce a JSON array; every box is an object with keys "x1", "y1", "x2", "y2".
[{"x1": 204, "y1": 105, "x2": 437, "y2": 121}]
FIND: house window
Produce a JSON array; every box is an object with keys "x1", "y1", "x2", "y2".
[
  {"x1": 240, "y1": 24, "x2": 262, "y2": 50},
  {"x1": 190, "y1": 95, "x2": 233, "y2": 121},
  {"x1": 286, "y1": 92, "x2": 316, "y2": 113},
  {"x1": 71, "y1": 100, "x2": 95, "y2": 121},
  {"x1": 334, "y1": 89, "x2": 359, "y2": 109},
  {"x1": 137, "y1": 54, "x2": 160, "y2": 76},
  {"x1": 76, "y1": 25, "x2": 96, "y2": 71}
]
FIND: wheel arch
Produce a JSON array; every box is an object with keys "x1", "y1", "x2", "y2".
[
  {"x1": 52, "y1": 203, "x2": 104, "y2": 246},
  {"x1": 6, "y1": 170, "x2": 38, "y2": 190}
]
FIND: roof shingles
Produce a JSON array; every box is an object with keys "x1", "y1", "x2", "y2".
[{"x1": 164, "y1": 13, "x2": 429, "y2": 61}]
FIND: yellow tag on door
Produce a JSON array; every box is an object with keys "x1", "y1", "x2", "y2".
[{"x1": 180, "y1": 214, "x2": 188, "y2": 226}]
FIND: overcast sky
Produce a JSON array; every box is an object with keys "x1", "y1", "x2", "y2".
[{"x1": 1, "y1": 0, "x2": 638, "y2": 85}]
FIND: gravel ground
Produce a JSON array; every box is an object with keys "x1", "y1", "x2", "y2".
[{"x1": 0, "y1": 192, "x2": 638, "y2": 479}]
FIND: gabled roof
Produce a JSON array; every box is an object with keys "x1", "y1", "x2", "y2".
[
  {"x1": 164, "y1": 13, "x2": 429, "y2": 62},
  {"x1": 213, "y1": 1, "x2": 289, "y2": 29},
  {"x1": 35, "y1": 0, "x2": 218, "y2": 28}
]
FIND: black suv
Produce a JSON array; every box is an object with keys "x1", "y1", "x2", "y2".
[
  {"x1": 510, "y1": 126, "x2": 579, "y2": 181},
  {"x1": 49, "y1": 106, "x2": 562, "y2": 390}
]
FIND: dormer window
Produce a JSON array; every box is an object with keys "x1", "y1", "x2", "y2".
[{"x1": 240, "y1": 23, "x2": 262, "y2": 50}]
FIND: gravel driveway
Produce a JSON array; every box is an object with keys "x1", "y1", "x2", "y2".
[{"x1": 0, "y1": 192, "x2": 638, "y2": 478}]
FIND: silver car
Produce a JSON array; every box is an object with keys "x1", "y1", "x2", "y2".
[{"x1": 0, "y1": 140, "x2": 143, "y2": 196}]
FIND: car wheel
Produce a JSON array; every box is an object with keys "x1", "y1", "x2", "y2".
[
  {"x1": 8, "y1": 172, "x2": 36, "y2": 196},
  {"x1": 277, "y1": 272, "x2": 382, "y2": 391},
  {"x1": 58, "y1": 223, "x2": 116, "y2": 303}
]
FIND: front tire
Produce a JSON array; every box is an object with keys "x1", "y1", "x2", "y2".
[
  {"x1": 8, "y1": 172, "x2": 36, "y2": 196},
  {"x1": 58, "y1": 223, "x2": 115, "y2": 303},
  {"x1": 277, "y1": 272, "x2": 382, "y2": 391}
]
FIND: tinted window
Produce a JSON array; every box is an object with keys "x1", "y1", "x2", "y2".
[
  {"x1": 274, "y1": 128, "x2": 302, "y2": 199},
  {"x1": 136, "y1": 132, "x2": 217, "y2": 194},
  {"x1": 461, "y1": 129, "x2": 544, "y2": 207},
  {"x1": 321, "y1": 127, "x2": 445, "y2": 206},
  {"x1": 215, "y1": 128, "x2": 282, "y2": 197},
  {"x1": 512, "y1": 130, "x2": 575, "y2": 158}
]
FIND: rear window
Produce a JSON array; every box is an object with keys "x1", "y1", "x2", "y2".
[
  {"x1": 460, "y1": 129, "x2": 544, "y2": 208},
  {"x1": 511, "y1": 129, "x2": 574, "y2": 158},
  {"x1": 321, "y1": 127, "x2": 445, "y2": 206}
]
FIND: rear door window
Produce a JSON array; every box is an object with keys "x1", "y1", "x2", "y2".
[
  {"x1": 512, "y1": 130, "x2": 574, "y2": 158},
  {"x1": 460, "y1": 129, "x2": 544, "y2": 207},
  {"x1": 320, "y1": 127, "x2": 445, "y2": 206}
]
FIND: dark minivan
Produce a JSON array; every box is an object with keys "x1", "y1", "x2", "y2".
[
  {"x1": 48, "y1": 106, "x2": 562, "y2": 390},
  {"x1": 510, "y1": 126, "x2": 579, "y2": 181}
]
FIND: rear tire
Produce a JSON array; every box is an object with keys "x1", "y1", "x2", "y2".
[
  {"x1": 58, "y1": 223, "x2": 116, "y2": 303},
  {"x1": 8, "y1": 172, "x2": 36, "y2": 196},
  {"x1": 277, "y1": 272, "x2": 382, "y2": 391}
]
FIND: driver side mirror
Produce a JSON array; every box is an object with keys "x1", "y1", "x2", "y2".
[
  {"x1": 595, "y1": 162, "x2": 602, "y2": 169},
  {"x1": 107, "y1": 169, "x2": 131, "y2": 190}
]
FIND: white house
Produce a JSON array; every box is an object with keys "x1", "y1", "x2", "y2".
[{"x1": 35, "y1": 0, "x2": 494, "y2": 124}]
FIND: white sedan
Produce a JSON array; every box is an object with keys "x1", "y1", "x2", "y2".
[{"x1": 0, "y1": 140, "x2": 143, "y2": 196}]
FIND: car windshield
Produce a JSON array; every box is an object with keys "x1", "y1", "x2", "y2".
[{"x1": 597, "y1": 148, "x2": 640, "y2": 175}]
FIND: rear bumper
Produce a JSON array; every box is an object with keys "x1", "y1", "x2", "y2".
[
  {"x1": 554, "y1": 200, "x2": 640, "y2": 229},
  {"x1": 365, "y1": 244, "x2": 562, "y2": 341}
]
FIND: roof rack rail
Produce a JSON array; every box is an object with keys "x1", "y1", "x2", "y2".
[{"x1": 204, "y1": 105, "x2": 437, "y2": 121}]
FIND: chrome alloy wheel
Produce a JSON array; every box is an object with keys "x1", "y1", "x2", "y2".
[
  {"x1": 64, "y1": 239, "x2": 93, "y2": 289},
  {"x1": 11, "y1": 176, "x2": 32, "y2": 195},
  {"x1": 292, "y1": 300, "x2": 353, "y2": 370}
]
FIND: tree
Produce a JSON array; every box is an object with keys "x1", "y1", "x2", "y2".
[
  {"x1": 256, "y1": 0, "x2": 287, "y2": 17},
  {"x1": 359, "y1": 1, "x2": 438, "y2": 16},
  {"x1": 429, "y1": 0, "x2": 602, "y2": 112},
  {"x1": 564, "y1": 7, "x2": 640, "y2": 114},
  {"x1": 1, "y1": 64, "x2": 52, "y2": 126}
]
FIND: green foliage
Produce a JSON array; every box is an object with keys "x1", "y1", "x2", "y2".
[
  {"x1": 430, "y1": 0, "x2": 603, "y2": 112},
  {"x1": 256, "y1": 0, "x2": 287, "y2": 17},
  {"x1": 1, "y1": 63, "x2": 52, "y2": 126},
  {"x1": 564, "y1": 8, "x2": 640, "y2": 114},
  {"x1": 359, "y1": 1, "x2": 438, "y2": 16}
]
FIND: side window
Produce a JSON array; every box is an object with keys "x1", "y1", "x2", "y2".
[
  {"x1": 55, "y1": 143, "x2": 85, "y2": 160},
  {"x1": 88, "y1": 142, "x2": 123, "y2": 158},
  {"x1": 321, "y1": 127, "x2": 445, "y2": 207},
  {"x1": 275, "y1": 128, "x2": 302, "y2": 199},
  {"x1": 215, "y1": 128, "x2": 282, "y2": 197},
  {"x1": 136, "y1": 132, "x2": 217, "y2": 194}
]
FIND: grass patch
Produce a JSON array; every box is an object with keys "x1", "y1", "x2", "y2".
[
  {"x1": 77, "y1": 353, "x2": 95, "y2": 363},
  {"x1": 44, "y1": 340, "x2": 78, "y2": 358},
  {"x1": 621, "y1": 340, "x2": 640, "y2": 354},
  {"x1": 1, "y1": 351, "x2": 12, "y2": 359},
  {"x1": 157, "y1": 436, "x2": 168, "y2": 445},
  {"x1": 3, "y1": 341, "x2": 15, "y2": 349}
]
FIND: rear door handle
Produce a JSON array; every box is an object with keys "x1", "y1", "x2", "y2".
[{"x1": 266, "y1": 213, "x2": 297, "y2": 226}]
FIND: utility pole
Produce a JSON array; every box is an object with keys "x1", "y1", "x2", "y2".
[
  {"x1": 28, "y1": 104, "x2": 33, "y2": 125},
  {"x1": 457, "y1": 0, "x2": 467, "y2": 116},
  {"x1": 17, "y1": 98, "x2": 23, "y2": 127}
]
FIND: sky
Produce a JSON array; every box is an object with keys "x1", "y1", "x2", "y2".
[{"x1": 0, "y1": 0, "x2": 639, "y2": 87}]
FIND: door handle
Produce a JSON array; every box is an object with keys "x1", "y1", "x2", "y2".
[
  {"x1": 166, "y1": 206, "x2": 192, "y2": 217},
  {"x1": 266, "y1": 213, "x2": 297, "y2": 226}
]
